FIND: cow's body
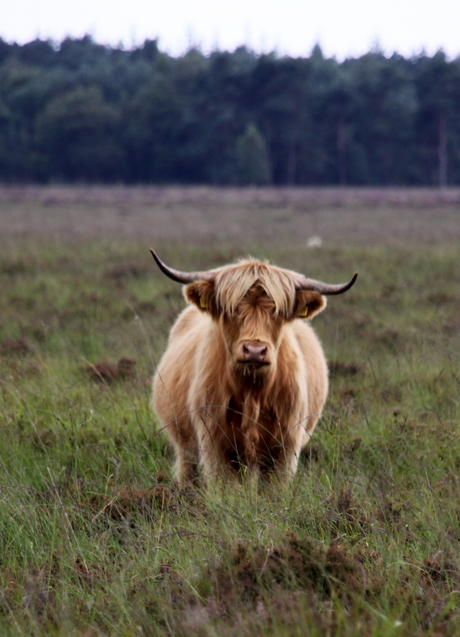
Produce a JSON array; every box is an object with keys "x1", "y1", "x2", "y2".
[{"x1": 151, "y1": 254, "x2": 356, "y2": 485}]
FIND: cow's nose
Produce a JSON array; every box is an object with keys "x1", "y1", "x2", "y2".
[{"x1": 242, "y1": 341, "x2": 268, "y2": 363}]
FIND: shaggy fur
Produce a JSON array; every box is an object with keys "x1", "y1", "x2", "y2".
[{"x1": 152, "y1": 259, "x2": 329, "y2": 485}]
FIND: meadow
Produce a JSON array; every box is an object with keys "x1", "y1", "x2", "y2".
[{"x1": 0, "y1": 186, "x2": 459, "y2": 636}]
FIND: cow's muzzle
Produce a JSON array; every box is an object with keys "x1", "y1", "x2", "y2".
[{"x1": 237, "y1": 341, "x2": 270, "y2": 366}]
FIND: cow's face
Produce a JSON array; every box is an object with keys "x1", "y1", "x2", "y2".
[
  {"x1": 221, "y1": 285, "x2": 284, "y2": 374},
  {"x1": 185, "y1": 279, "x2": 326, "y2": 380}
]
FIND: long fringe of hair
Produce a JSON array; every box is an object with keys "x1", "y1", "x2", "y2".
[{"x1": 213, "y1": 260, "x2": 298, "y2": 316}]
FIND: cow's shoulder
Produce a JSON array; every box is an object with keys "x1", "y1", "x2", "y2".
[
  {"x1": 169, "y1": 304, "x2": 209, "y2": 342},
  {"x1": 289, "y1": 319, "x2": 325, "y2": 358}
]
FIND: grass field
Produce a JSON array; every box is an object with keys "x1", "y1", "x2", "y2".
[{"x1": 0, "y1": 186, "x2": 459, "y2": 636}]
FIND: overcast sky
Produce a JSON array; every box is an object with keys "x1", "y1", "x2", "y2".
[{"x1": 3, "y1": 0, "x2": 460, "y2": 60}]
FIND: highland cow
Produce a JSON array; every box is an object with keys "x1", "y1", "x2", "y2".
[{"x1": 151, "y1": 251, "x2": 357, "y2": 485}]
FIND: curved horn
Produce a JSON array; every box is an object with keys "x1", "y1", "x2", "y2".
[
  {"x1": 296, "y1": 272, "x2": 358, "y2": 295},
  {"x1": 149, "y1": 249, "x2": 214, "y2": 284}
]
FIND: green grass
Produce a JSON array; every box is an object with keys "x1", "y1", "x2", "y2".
[{"x1": 0, "y1": 187, "x2": 459, "y2": 635}]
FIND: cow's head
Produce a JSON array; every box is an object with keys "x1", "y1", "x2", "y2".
[{"x1": 150, "y1": 251, "x2": 357, "y2": 381}]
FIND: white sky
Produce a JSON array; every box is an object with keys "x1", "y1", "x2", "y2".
[{"x1": 2, "y1": 0, "x2": 460, "y2": 60}]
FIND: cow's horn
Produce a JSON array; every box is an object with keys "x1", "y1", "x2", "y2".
[
  {"x1": 149, "y1": 249, "x2": 214, "y2": 283},
  {"x1": 297, "y1": 272, "x2": 358, "y2": 295}
]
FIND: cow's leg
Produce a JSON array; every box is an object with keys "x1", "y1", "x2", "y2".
[
  {"x1": 174, "y1": 444, "x2": 200, "y2": 485},
  {"x1": 260, "y1": 419, "x2": 306, "y2": 484},
  {"x1": 190, "y1": 408, "x2": 228, "y2": 484},
  {"x1": 197, "y1": 436, "x2": 221, "y2": 483},
  {"x1": 279, "y1": 447, "x2": 301, "y2": 480},
  {"x1": 279, "y1": 426, "x2": 311, "y2": 481}
]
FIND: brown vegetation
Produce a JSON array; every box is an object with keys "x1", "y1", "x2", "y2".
[{"x1": 1, "y1": 185, "x2": 460, "y2": 246}]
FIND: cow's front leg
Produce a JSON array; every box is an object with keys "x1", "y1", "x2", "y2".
[
  {"x1": 173, "y1": 444, "x2": 200, "y2": 485},
  {"x1": 193, "y1": 414, "x2": 223, "y2": 484},
  {"x1": 261, "y1": 419, "x2": 305, "y2": 483}
]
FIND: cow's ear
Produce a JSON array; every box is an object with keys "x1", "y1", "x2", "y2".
[
  {"x1": 294, "y1": 289, "x2": 326, "y2": 320},
  {"x1": 184, "y1": 280, "x2": 218, "y2": 316}
]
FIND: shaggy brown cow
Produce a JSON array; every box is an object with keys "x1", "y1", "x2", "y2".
[{"x1": 151, "y1": 251, "x2": 357, "y2": 485}]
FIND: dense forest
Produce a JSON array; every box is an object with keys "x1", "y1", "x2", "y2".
[{"x1": 1, "y1": 36, "x2": 460, "y2": 186}]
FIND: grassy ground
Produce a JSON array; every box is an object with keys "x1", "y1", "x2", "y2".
[{"x1": 0, "y1": 186, "x2": 459, "y2": 635}]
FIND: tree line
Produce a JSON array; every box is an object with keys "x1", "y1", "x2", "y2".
[{"x1": 1, "y1": 36, "x2": 460, "y2": 186}]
